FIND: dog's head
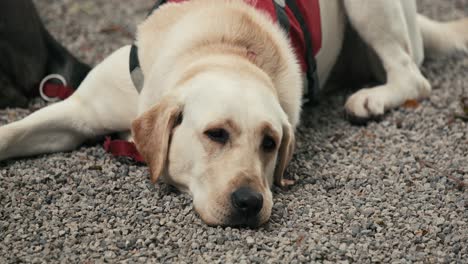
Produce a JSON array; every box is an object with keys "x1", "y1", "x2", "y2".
[{"x1": 132, "y1": 68, "x2": 295, "y2": 227}]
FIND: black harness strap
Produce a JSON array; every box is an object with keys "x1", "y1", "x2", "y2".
[
  {"x1": 129, "y1": 45, "x2": 139, "y2": 72},
  {"x1": 148, "y1": 0, "x2": 168, "y2": 16},
  {"x1": 285, "y1": 0, "x2": 319, "y2": 102},
  {"x1": 273, "y1": 1, "x2": 290, "y2": 34},
  {"x1": 129, "y1": 0, "x2": 169, "y2": 93},
  {"x1": 129, "y1": 45, "x2": 144, "y2": 92}
]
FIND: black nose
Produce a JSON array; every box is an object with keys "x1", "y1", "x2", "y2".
[{"x1": 231, "y1": 187, "x2": 263, "y2": 218}]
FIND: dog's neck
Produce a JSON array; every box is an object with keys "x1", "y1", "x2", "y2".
[
  {"x1": 184, "y1": 42, "x2": 259, "y2": 66},
  {"x1": 173, "y1": 45, "x2": 276, "y2": 96}
]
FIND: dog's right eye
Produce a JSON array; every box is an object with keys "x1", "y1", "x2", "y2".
[{"x1": 204, "y1": 128, "x2": 229, "y2": 144}]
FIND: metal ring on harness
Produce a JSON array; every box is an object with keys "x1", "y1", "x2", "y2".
[{"x1": 39, "y1": 74, "x2": 67, "y2": 102}]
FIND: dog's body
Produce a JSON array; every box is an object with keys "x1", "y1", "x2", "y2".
[{"x1": 1, "y1": 0, "x2": 467, "y2": 226}]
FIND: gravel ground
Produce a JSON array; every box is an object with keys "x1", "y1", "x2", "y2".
[{"x1": 1, "y1": 0, "x2": 467, "y2": 263}]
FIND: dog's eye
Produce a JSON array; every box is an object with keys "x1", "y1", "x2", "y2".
[
  {"x1": 261, "y1": 136, "x2": 276, "y2": 152},
  {"x1": 205, "y1": 128, "x2": 229, "y2": 144}
]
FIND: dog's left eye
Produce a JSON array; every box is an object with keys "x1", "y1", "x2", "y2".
[{"x1": 261, "y1": 136, "x2": 276, "y2": 152}]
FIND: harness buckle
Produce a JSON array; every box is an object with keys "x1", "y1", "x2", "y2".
[{"x1": 39, "y1": 74, "x2": 67, "y2": 102}]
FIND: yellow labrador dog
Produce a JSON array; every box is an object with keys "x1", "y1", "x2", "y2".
[{"x1": 0, "y1": 0, "x2": 467, "y2": 227}]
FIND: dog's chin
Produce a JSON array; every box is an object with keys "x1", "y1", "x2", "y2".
[
  {"x1": 194, "y1": 205, "x2": 270, "y2": 228},
  {"x1": 226, "y1": 212, "x2": 261, "y2": 228},
  {"x1": 193, "y1": 205, "x2": 268, "y2": 228},
  {"x1": 202, "y1": 215, "x2": 265, "y2": 228}
]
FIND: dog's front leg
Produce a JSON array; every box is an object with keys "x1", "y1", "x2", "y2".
[
  {"x1": 0, "y1": 46, "x2": 138, "y2": 161},
  {"x1": 0, "y1": 99, "x2": 93, "y2": 160},
  {"x1": 343, "y1": 0, "x2": 431, "y2": 122}
]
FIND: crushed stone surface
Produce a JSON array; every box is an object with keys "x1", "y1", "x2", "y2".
[{"x1": 0, "y1": 0, "x2": 467, "y2": 262}]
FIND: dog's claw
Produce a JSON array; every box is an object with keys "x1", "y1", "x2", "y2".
[
  {"x1": 344, "y1": 110, "x2": 384, "y2": 126},
  {"x1": 281, "y1": 179, "x2": 296, "y2": 187}
]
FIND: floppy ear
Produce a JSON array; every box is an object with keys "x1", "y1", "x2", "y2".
[
  {"x1": 131, "y1": 96, "x2": 183, "y2": 183},
  {"x1": 273, "y1": 123, "x2": 296, "y2": 187}
]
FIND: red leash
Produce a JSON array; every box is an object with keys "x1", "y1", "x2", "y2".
[
  {"x1": 39, "y1": 74, "x2": 73, "y2": 102},
  {"x1": 103, "y1": 137, "x2": 145, "y2": 163},
  {"x1": 39, "y1": 74, "x2": 145, "y2": 163},
  {"x1": 42, "y1": 83, "x2": 75, "y2": 100}
]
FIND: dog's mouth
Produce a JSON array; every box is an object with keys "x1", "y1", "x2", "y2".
[
  {"x1": 226, "y1": 212, "x2": 261, "y2": 228},
  {"x1": 202, "y1": 212, "x2": 262, "y2": 228},
  {"x1": 194, "y1": 202, "x2": 267, "y2": 228}
]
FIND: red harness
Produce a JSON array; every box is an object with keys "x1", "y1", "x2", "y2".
[
  {"x1": 41, "y1": 83, "x2": 74, "y2": 100},
  {"x1": 103, "y1": 137, "x2": 145, "y2": 162},
  {"x1": 246, "y1": 0, "x2": 322, "y2": 70},
  {"x1": 39, "y1": 74, "x2": 75, "y2": 102}
]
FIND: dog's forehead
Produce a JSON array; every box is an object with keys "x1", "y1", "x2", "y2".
[{"x1": 182, "y1": 72, "x2": 283, "y2": 130}]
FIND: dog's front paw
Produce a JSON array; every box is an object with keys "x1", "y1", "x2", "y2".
[{"x1": 345, "y1": 88, "x2": 385, "y2": 125}]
